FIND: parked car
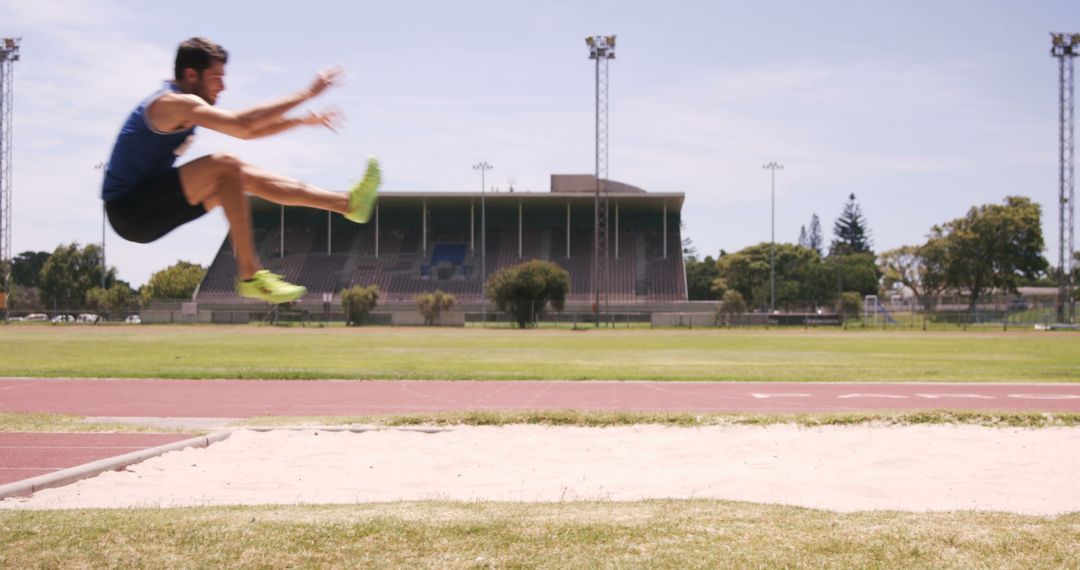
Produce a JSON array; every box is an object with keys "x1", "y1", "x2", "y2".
[
  {"x1": 5, "y1": 316, "x2": 25, "y2": 322},
  {"x1": 51, "y1": 314, "x2": 75, "y2": 324},
  {"x1": 77, "y1": 313, "x2": 100, "y2": 324},
  {"x1": 125, "y1": 315, "x2": 142, "y2": 324},
  {"x1": 26, "y1": 313, "x2": 48, "y2": 321}
]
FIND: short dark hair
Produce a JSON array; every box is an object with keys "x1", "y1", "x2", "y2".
[{"x1": 174, "y1": 37, "x2": 228, "y2": 81}]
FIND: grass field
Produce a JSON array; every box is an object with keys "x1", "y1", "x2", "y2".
[
  {"x1": 4, "y1": 324, "x2": 1078, "y2": 568},
  {"x1": 0, "y1": 324, "x2": 1077, "y2": 382},
  {"x1": 2, "y1": 502, "x2": 1078, "y2": 569}
]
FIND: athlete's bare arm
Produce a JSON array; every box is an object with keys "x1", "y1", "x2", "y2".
[
  {"x1": 150, "y1": 66, "x2": 344, "y2": 139},
  {"x1": 235, "y1": 66, "x2": 343, "y2": 126}
]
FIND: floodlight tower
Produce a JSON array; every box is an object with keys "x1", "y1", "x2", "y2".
[
  {"x1": 1052, "y1": 33, "x2": 1078, "y2": 323},
  {"x1": 586, "y1": 35, "x2": 615, "y2": 325},
  {"x1": 0, "y1": 37, "x2": 21, "y2": 282}
]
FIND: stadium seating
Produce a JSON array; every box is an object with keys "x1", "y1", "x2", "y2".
[{"x1": 196, "y1": 212, "x2": 686, "y2": 304}]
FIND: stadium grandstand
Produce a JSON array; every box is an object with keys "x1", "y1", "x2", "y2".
[{"x1": 190, "y1": 175, "x2": 687, "y2": 322}]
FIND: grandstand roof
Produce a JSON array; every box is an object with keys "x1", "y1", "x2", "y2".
[
  {"x1": 382, "y1": 191, "x2": 682, "y2": 208},
  {"x1": 252, "y1": 190, "x2": 684, "y2": 214}
]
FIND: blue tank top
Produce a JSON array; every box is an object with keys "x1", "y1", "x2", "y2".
[{"x1": 101, "y1": 81, "x2": 196, "y2": 201}]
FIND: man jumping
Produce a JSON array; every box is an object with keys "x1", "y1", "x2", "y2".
[{"x1": 101, "y1": 37, "x2": 379, "y2": 304}]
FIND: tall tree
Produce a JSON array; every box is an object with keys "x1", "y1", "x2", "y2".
[
  {"x1": 823, "y1": 252, "x2": 880, "y2": 297},
  {"x1": 808, "y1": 214, "x2": 824, "y2": 255},
  {"x1": 879, "y1": 241, "x2": 948, "y2": 311},
  {"x1": 685, "y1": 255, "x2": 721, "y2": 301},
  {"x1": 38, "y1": 243, "x2": 116, "y2": 310},
  {"x1": 830, "y1": 194, "x2": 873, "y2": 255},
  {"x1": 140, "y1": 261, "x2": 207, "y2": 303},
  {"x1": 10, "y1": 251, "x2": 51, "y2": 287},
  {"x1": 934, "y1": 196, "x2": 1047, "y2": 313},
  {"x1": 680, "y1": 221, "x2": 697, "y2": 259},
  {"x1": 86, "y1": 283, "x2": 137, "y2": 315},
  {"x1": 712, "y1": 243, "x2": 833, "y2": 310},
  {"x1": 797, "y1": 225, "x2": 808, "y2": 249}
]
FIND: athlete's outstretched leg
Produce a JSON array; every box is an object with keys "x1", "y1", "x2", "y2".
[
  {"x1": 240, "y1": 159, "x2": 380, "y2": 223},
  {"x1": 178, "y1": 153, "x2": 306, "y2": 304},
  {"x1": 240, "y1": 166, "x2": 348, "y2": 212},
  {"x1": 179, "y1": 153, "x2": 260, "y2": 279},
  {"x1": 183, "y1": 153, "x2": 378, "y2": 220},
  {"x1": 177, "y1": 152, "x2": 378, "y2": 303}
]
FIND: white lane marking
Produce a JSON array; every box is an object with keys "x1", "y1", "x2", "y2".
[
  {"x1": 837, "y1": 393, "x2": 909, "y2": 399},
  {"x1": 915, "y1": 393, "x2": 995, "y2": 400},
  {"x1": 750, "y1": 393, "x2": 812, "y2": 399},
  {"x1": 1006, "y1": 394, "x2": 1080, "y2": 400}
]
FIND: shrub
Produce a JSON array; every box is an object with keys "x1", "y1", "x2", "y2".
[
  {"x1": 341, "y1": 285, "x2": 379, "y2": 325},
  {"x1": 416, "y1": 289, "x2": 456, "y2": 325},
  {"x1": 715, "y1": 290, "x2": 747, "y2": 325},
  {"x1": 485, "y1": 260, "x2": 570, "y2": 328}
]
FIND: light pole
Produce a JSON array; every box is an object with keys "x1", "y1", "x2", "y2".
[
  {"x1": 1051, "y1": 33, "x2": 1078, "y2": 323},
  {"x1": 473, "y1": 161, "x2": 492, "y2": 326},
  {"x1": 763, "y1": 162, "x2": 783, "y2": 313},
  {"x1": 94, "y1": 162, "x2": 108, "y2": 289},
  {"x1": 585, "y1": 35, "x2": 616, "y2": 325}
]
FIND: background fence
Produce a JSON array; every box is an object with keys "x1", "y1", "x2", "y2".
[{"x1": 1, "y1": 293, "x2": 1075, "y2": 331}]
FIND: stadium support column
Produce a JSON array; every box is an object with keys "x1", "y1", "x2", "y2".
[
  {"x1": 566, "y1": 202, "x2": 571, "y2": 258},
  {"x1": 375, "y1": 203, "x2": 379, "y2": 259},
  {"x1": 473, "y1": 162, "x2": 493, "y2": 324},
  {"x1": 1052, "y1": 33, "x2": 1078, "y2": 323},
  {"x1": 586, "y1": 35, "x2": 616, "y2": 325},
  {"x1": 470, "y1": 200, "x2": 474, "y2": 253},
  {"x1": 518, "y1": 199, "x2": 522, "y2": 258},
  {"x1": 663, "y1": 201, "x2": 667, "y2": 259},
  {"x1": 279, "y1": 205, "x2": 284, "y2": 258},
  {"x1": 422, "y1": 198, "x2": 427, "y2": 256}
]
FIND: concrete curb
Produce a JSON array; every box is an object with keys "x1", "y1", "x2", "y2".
[{"x1": 0, "y1": 430, "x2": 234, "y2": 500}]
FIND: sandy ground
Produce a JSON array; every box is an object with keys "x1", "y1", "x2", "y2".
[{"x1": 3, "y1": 425, "x2": 1079, "y2": 515}]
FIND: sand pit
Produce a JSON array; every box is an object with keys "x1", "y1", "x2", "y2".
[{"x1": 2, "y1": 424, "x2": 1079, "y2": 514}]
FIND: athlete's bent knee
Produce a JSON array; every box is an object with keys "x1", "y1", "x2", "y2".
[
  {"x1": 209, "y1": 152, "x2": 241, "y2": 168},
  {"x1": 210, "y1": 153, "x2": 245, "y2": 188}
]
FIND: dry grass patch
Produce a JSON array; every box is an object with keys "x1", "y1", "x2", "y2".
[
  {"x1": 240, "y1": 409, "x2": 1080, "y2": 429},
  {"x1": 0, "y1": 413, "x2": 194, "y2": 433},
  {"x1": 1, "y1": 501, "x2": 1078, "y2": 569}
]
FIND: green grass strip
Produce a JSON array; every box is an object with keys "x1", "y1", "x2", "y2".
[{"x1": 1, "y1": 326, "x2": 1079, "y2": 382}]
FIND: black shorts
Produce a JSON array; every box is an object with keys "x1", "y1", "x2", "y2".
[{"x1": 105, "y1": 168, "x2": 207, "y2": 244}]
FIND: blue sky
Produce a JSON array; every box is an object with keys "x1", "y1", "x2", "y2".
[{"x1": 1, "y1": 0, "x2": 1076, "y2": 286}]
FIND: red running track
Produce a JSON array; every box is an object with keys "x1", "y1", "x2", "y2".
[
  {"x1": 2, "y1": 378, "x2": 1080, "y2": 417},
  {"x1": 0, "y1": 433, "x2": 194, "y2": 486}
]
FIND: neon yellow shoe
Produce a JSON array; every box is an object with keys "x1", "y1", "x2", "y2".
[
  {"x1": 236, "y1": 270, "x2": 306, "y2": 304},
  {"x1": 344, "y1": 156, "x2": 381, "y2": 223}
]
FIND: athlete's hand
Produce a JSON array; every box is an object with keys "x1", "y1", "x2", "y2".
[
  {"x1": 307, "y1": 66, "x2": 345, "y2": 98},
  {"x1": 302, "y1": 107, "x2": 345, "y2": 132}
]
